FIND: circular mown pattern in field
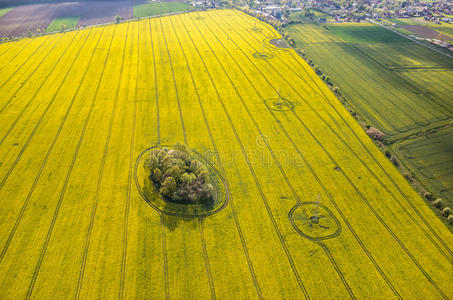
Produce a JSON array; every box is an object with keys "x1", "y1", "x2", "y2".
[
  {"x1": 253, "y1": 51, "x2": 274, "y2": 60},
  {"x1": 289, "y1": 202, "x2": 341, "y2": 241},
  {"x1": 250, "y1": 27, "x2": 263, "y2": 33},
  {"x1": 269, "y1": 39, "x2": 290, "y2": 48},
  {"x1": 264, "y1": 98, "x2": 295, "y2": 111},
  {"x1": 135, "y1": 146, "x2": 229, "y2": 218}
]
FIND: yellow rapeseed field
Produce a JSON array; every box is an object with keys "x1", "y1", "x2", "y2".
[{"x1": 0, "y1": 9, "x2": 452, "y2": 299}]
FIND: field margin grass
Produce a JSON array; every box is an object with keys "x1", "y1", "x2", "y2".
[{"x1": 45, "y1": 17, "x2": 80, "y2": 33}]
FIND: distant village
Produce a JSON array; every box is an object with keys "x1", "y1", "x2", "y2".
[{"x1": 244, "y1": 0, "x2": 453, "y2": 24}]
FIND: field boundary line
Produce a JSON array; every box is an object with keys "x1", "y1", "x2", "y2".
[
  {"x1": 248, "y1": 13, "x2": 453, "y2": 258},
  {"x1": 0, "y1": 30, "x2": 82, "y2": 146},
  {"x1": 0, "y1": 41, "x2": 14, "y2": 58},
  {"x1": 298, "y1": 40, "x2": 427, "y2": 130},
  {"x1": 169, "y1": 13, "x2": 265, "y2": 298},
  {"x1": 199, "y1": 218, "x2": 216, "y2": 300},
  {"x1": 369, "y1": 20, "x2": 453, "y2": 60},
  {"x1": 204, "y1": 9, "x2": 405, "y2": 297},
  {"x1": 187, "y1": 12, "x2": 357, "y2": 298},
  {"x1": 284, "y1": 32, "x2": 453, "y2": 258},
  {"x1": 154, "y1": 19, "x2": 169, "y2": 299},
  {"x1": 163, "y1": 16, "x2": 218, "y2": 298},
  {"x1": 75, "y1": 22, "x2": 130, "y2": 299},
  {"x1": 234, "y1": 11, "x2": 453, "y2": 261},
  {"x1": 170, "y1": 16, "x2": 262, "y2": 299},
  {"x1": 151, "y1": 17, "x2": 169, "y2": 300},
  {"x1": 295, "y1": 41, "x2": 449, "y2": 137},
  {"x1": 180, "y1": 13, "x2": 311, "y2": 299},
  {"x1": 0, "y1": 33, "x2": 67, "y2": 114},
  {"x1": 120, "y1": 19, "x2": 141, "y2": 300},
  {"x1": 0, "y1": 34, "x2": 59, "y2": 91},
  {"x1": 0, "y1": 38, "x2": 35, "y2": 68},
  {"x1": 340, "y1": 42, "x2": 447, "y2": 124},
  {"x1": 341, "y1": 44, "x2": 434, "y2": 125},
  {"x1": 0, "y1": 32, "x2": 89, "y2": 192},
  {"x1": 203, "y1": 11, "x2": 384, "y2": 298},
  {"x1": 25, "y1": 26, "x2": 118, "y2": 299},
  {"x1": 290, "y1": 107, "x2": 448, "y2": 298},
  {"x1": 0, "y1": 37, "x2": 36, "y2": 71},
  {"x1": 159, "y1": 16, "x2": 186, "y2": 144},
  {"x1": 223, "y1": 12, "x2": 449, "y2": 296},
  {"x1": 151, "y1": 18, "x2": 160, "y2": 146},
  {"x1": 349, "y1": 43, "x2": 453, "y2": 117},
  {"x1": 160, "y1": 214, "x2": 170, "y2": 300},
  {"x1": 0, "y1": 28, "x2": 97, "y2": 265}
]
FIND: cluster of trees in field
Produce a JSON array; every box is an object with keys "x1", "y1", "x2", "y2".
[
  {"x1": 144, "y1": 144, "x2": 214, "y2": 204},
  {"x1": 424, "y1": 192, "x2": 453, "y2": 225},
  {"x1": 282, "y1": 32, "x2": 295, "y2": 46}
]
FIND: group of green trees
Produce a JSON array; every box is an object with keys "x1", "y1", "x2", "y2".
[
  {"x1": 424, "y1": 193, "x2": 453, "y2": 225},
  {"x1": 144, "y1": 144, "x2": 214, "y2": 204}
]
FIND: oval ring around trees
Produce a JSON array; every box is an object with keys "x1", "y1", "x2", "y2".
[{"x1": 134, "y1": 146, "x2": 229, "y2": 218}]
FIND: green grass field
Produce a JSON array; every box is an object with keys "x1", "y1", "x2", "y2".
[
  {"x1": 326, "y1": 24, "x2": 408, "y2": 44},
  {"x1": 0, "y1": 9, "x2": 452, "y2": 298},
  {"x1": 133, "y1": 1, "x2": 189, "y2": 18},
  {"x1": 287, "y1": 23, "x2": 453, "y2": 140},
  {"x1": 0, "y1": 7, "x2": 11, "y2": 17},
  {"x1": 45, "y1": 17, "x2": 80, "y2": 32},
  {"x1": 396, "y1": 127, "x2": 453, "y2": 207}
]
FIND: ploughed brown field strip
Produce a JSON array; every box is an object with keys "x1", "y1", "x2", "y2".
[
  {"x1": 401, "y1": 24, "x2": 453, "y2": 41},
  {"x1": 0, "y1": 1, "x2": 135, "y2": 37}
]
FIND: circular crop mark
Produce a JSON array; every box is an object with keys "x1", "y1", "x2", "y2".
[
  {"x1": 250, "y1": 27, "x2": 263, "y2": 33},
  {"x1": 135, "y1": 146, "x2": 229, "y2": 218},
  {"x1": 255, "y1": 134, "x2": 270, "y2": 148},
  {"x1": 289, "y1": 202, "x2": 341, "y2": 241},
  {"x1": 264, "y1": 98, "x2": 295, "y2": 111},
  {"x1": 253, "y1": 52, "x2": 274, "y2": 60},
  {"x1": 269, "y1": 39, "x2": 290, "y2": 48}
]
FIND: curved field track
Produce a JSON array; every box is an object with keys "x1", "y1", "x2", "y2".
[{"x1": 0, "y1": 9, "x2": 452, "y2": 299}]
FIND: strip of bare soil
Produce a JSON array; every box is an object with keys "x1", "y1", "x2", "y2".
[
  {"x1": 0, "y1": 1, "x2": 136, "y2": 37},
  {"x1": 401, "y1": 25, "x2": 453, "y2": 42}
]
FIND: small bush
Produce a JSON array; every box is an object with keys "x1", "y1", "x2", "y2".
[
  {"x1": 296, "y1": 48, "x2": 305, "y2": 56},
  {"x1": 391, "y1": 156, "x2": 399, "y2": 167},
  {"x1": 448, "y1": 215, "x2": 453, "y2": 225},
  {"x1": 333, "y1": 86, "x2": 339, "y2": 94},
  {"x1": 403, "y1": 173, "x2": 413, "y2": 183},
  {"x1": 384, "y1": 150, "x2": 391, "y2": 158},
  {"x1": 366, "y1": 127, "x2": 385, "y2": 142},
  {"x1": 441, "y1": 207, "x2": 451, "y2": 217},
  {"x1": 432, "y1": 198, "x2": 443, "y2": 209},
  {"x1": 424, "y1": 192, "x2": 435, "y2": 201}
]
